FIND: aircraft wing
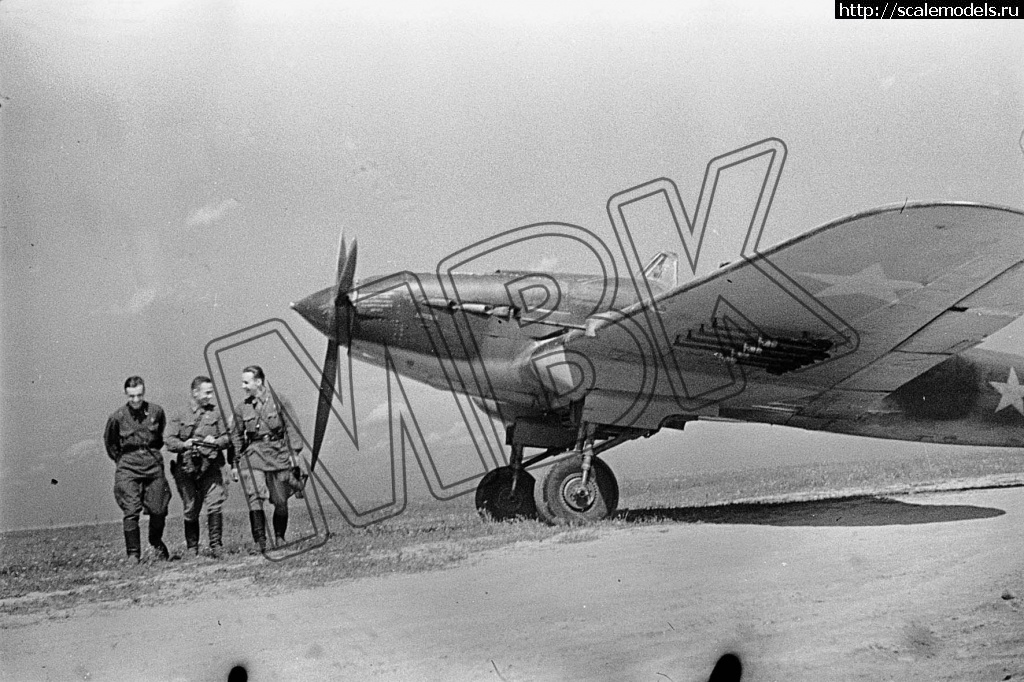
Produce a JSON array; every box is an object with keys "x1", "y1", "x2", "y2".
[{"x1": 568, "y1": 202, "x2": 1024, "y2": 427}]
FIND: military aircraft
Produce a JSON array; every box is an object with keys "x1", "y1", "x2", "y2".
[{"x1": 291, "y1": 202, "x2": 1024, "y2": 524}]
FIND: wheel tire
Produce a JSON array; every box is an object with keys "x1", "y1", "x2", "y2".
[
  {"x1": 540, "y1": 455, "x2": 618, "y2": 525},
  {"x1": 475, "y1": 467, "x2": 537, "y2": 521}
]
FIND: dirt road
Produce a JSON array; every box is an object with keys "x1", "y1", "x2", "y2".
[{"x1": 3, "y1": 488, "x2": 1023, "y2": 681}]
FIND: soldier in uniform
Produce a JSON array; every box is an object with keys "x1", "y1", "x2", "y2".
[
  {"x1": 104, "y1": 376, "x2": 172, "y2": 562},
  {"x1": 229, "y1": 365, "x2": 304, "y2": 552},
  {"x1": 166, "y1": 376, "x2": 231, "y2": 558}
]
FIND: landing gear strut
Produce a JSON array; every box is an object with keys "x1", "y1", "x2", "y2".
[
  {"x1": 474, "y1": 421, "x2": 643, "y2": 524},
  {"x1": 538, "y1": 454, "x2": 619, "y2": 525},
  {"x1": 537, "y1": 424, "x2": 622, "y2": 525}
]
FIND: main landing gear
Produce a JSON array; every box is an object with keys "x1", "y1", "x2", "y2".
[
  {"x1": 538, "y1": 453, "x2": 618, "y2": 525},
  {"x1": 474, "y1": 425, "x2": 639, "y2": 524},
  {"x1": 474, "y1": 445, "x2": 537, "y2": 521}
]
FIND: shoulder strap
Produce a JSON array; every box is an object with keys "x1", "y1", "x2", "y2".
[{"x1": 187, "y1": 408, "x2": 202, "y2": 439}]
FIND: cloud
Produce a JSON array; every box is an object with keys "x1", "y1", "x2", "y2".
[
  {"x1": 10, "y1": 440, "x2": 106, "y2": 489},
  {"x1": 531, "y1": 255, "x2": 560, "y2": 271},
  {"x1": 126, "y1": 287, "x2": 158, "y2": 311},
  {"x1": 62, "y1": 439, "x2": 106, "y2": 463},
  {"x1": 187, "y1": 198, "x2": 239, "y2": 228},
  {"x1": 364, "y1": 387, "x2": 435, "y2": 424},
  {"x1": 94, "y1": 287, "x2": 159, "y2": 316},
  {"x1": 364, "y1": 400, "x2": 391, "y2": 424},
  {"x1": 425, "y1": 422, "x2": 475, "y2": 446}
]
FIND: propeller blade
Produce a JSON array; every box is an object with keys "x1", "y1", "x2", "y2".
[
  {"x1": 339, "y1": 239, "x2": 358, "y2": 297},
  {"x1": 307, "y1": 233, "x2": 358, "y2": 471},
  {"x1": 336, "y1": 238, "x2": 357, "y2": 346},
  {"x1": 310, "y1": 337, "x2": 338, "y2": 472},
  {"x1": 333, "y1": 236, "x2": 348, "y2": 305}
]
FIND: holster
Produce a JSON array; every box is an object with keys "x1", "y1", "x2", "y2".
[
  {"x1": 194, "y1": 453, "x2": 212, "y2": 475},
  {"x1": 173, "y1": 450, "x2": 213, "y2": 479}
]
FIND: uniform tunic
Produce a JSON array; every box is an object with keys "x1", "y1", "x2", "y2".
[
  {"x1": 166, "y1": 400, "x2": 230, "y2": 519},
  {"x1": 230, "y1": 389, "x2": 303, "y2": 507},
  {"x1": 230, "y1": 390, "x2": 301, "y2": 472},
  {"x1": 103, "y1": 401, "x2": 171, "y2": 520},
  {"x1": 166, "y1": 401, "x2": 231, "y2": 471}
]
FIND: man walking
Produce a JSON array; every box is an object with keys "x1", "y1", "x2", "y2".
[
  {"x1": 166, "y1": 376, "x2": 231, "y2": 558},
  {"x1": 103, "y1": 376, "x2": 172, "y2": 562},
  {"x1": 230, "y1": 365, "x2": 304, "y2": 552}
]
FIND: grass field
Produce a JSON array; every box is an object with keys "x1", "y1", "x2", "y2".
[{"x1": 2, "y1": 447, "x2": 1022, "y2": 622}]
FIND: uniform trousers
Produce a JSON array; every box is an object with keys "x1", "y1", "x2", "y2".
[
  {"x1": 114, "y1": 452, "x2": 171, "y2": 533},
  {"x1": 174, "y1": 465, "x2": 227, "y2": 522}
]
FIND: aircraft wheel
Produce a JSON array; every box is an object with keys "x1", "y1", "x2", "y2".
[
  {"x1": 475, "y1": 467, "x2": 537, "y2": 521},
  {"x1": 540, "y1": 455, "x2": 619, "y2": 525}
]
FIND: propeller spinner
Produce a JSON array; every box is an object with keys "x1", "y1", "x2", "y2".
[{"x1": 290, "y1": 236, "x2": 357, "y2": 471}]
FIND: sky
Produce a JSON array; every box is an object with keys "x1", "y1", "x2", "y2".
[{"x1": 1, "y1": 0, "x2": 1023, "y2": 530}]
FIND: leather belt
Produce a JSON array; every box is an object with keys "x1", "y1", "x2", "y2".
[{"x1": 256, "y1": 434, "x2": 284, "y2": 442}]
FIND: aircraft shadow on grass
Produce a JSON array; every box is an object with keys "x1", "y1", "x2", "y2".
[{"x1": 616, "y1": 495, "x2": 1006, "y2": 527}]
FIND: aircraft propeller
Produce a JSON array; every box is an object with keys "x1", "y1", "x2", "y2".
[{"x1": 308, "y1": 235, "x2": 357, "y2": 472}]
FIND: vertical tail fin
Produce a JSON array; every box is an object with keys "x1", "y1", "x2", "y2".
[{"x1": 641, "y1": 252, "x2": 678, "y2": 291}]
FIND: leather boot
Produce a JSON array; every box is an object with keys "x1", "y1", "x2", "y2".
[
  {"x1": 124, "y1": 518, "x2": 141, "y2": 563},
  {"x1": 208, "y1": 513, "x2": 223, "y2": 558},
  {"x1": 272, "y1": 510, "x2": 288, "y2": 545},
  {"x1": 249, "y1": 509, "x2": 267, "y2": 552},
  {"x1": 183, "y1": 519, "x2": 201, "y2": 557},
  {"x1": 148, "y1": 514, "x2": 171, "y2": 560}
]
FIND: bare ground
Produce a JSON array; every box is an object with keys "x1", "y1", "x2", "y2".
[{"x1": 2, "y1": 486, "x2": 1023, "y2": 681}]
